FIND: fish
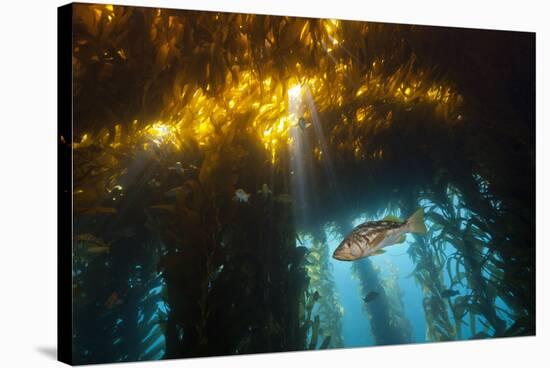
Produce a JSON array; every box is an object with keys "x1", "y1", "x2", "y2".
[
  {"x1": 105, "y1": 292, "x2": 123, "y2": 309},
  {"x1": 110, "y1": 186, "x2": 124, "y2": 201},
  {"x1": 363, "y1": 291, "x2": 380, "y2": 303},
  {"x1": 148, "y1": 178, "x2": 161, "y2": 187},
  {"x1": 234, "y1": 188, "x2": 251, "y2": 203},
  {"x1": 441, "y1": 289, "x2": 460, "y2": 298},
  {"x1": 257, "y1": 183, "x2": 272, "y2": 198},
  {"x1": 108, "y1": 184, "x2": 123, "y2": 193},
  {"x1": 168, "y1": 161, "x2": 186, "y2": 174},
  {"x1": 295, "y1": 117, "x2": 312, "y2": 130},
  {"x1": 333, "y1": 209, "x2": 427, "y2": 261}
]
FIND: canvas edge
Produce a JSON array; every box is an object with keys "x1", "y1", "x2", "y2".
[{"x1": 58, "y1": 2, "x2": 74, "y2": 366}]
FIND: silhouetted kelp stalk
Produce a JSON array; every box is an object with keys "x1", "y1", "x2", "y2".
[
  {"x1": 303, "y1": 229, "x2": 345, "y2": 348},
  {"x1": 136, "y1": 273, "x2": 168, "y2": 361},
  {"x1": 144, "y1": 136, "x2": 314, "y2": 357},
  {"x1": 352, "y1": 258, "x2": 413, "y2": 345},
  {"x1": 381, "y1": 261, "x2": 414, "y2": 341},
  {"x1": 72, "y1": 174, "x2": 168, "y2": 364},
  {"x1": 440, "y1": 190, "x2": 508, "y2": 338},
  {"x1": 406, "y1": 222, "x2": 457, "y2": 341},
  {"x1": 70, "y1": 4, "x2": 534, "y2": 361},
  {"x1": 331, "y1": 220, "x2": 413, "y2": 346},
  {"x1": 405, "y1": 181, "x2": 519, "y2": 341},
  {"x1": 453, "y1": 172, "x2": 534, "y2": 337}
]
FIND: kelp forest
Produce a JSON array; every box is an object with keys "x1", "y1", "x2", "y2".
[{"x1": 66, "y1": 3, "x2": 535, "y2": 364}]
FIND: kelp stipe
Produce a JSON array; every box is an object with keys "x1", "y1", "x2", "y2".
[{"x1": 60, "y1": 2, "x2": 535, "y2": 364}]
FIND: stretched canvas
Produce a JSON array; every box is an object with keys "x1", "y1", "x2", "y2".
[{"x1": 58, "y1": 2, "x2": 535, "y2": 365}]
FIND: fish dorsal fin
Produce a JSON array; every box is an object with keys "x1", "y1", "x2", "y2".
[
  {"x1": 382, "y1": 215, "x2": 402, "y2": 222},
  {"x1": 371, "y1": 249, "x2": 386, "y2": 256}
]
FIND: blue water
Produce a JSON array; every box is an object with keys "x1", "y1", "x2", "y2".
[
  {"x1": 130, "y1": 186, "x2": 515, "y2": 355},
  {"x1": 296, "y1": 200, "x2": 515, "y2": 348},
  {"x1": 328, "y1": 230, "x2": 373, "y2": 347},
  {"x1": 324, "y1": 225, "x2": 427, "y2": 346},
  {"x1": 133, "y1": 193, "x2": 515, "y2": 356}
]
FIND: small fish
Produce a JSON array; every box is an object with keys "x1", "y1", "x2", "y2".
[
  {"x1": 333, "y1": 209, "x2": 427, "y2": 261},
  {"x1": 148, "y1": 178, "x2": 161, "y2": 188},
  {"x1": 363, "y1": 291, "x2": 380, "y2": 303},
  {"x1": 295, "y1": 117, "x2": 312, "y2": 131},
  {"x1": 257, "y1": 183, "x2": 272, "y2": 198},
  {"x1": 234, "y1": 188, "x2": 251, "y2": 203},
  {"x1": 168, "y1": 162, "x2": 186, "y2": 174},
  {"x1": 441, "y1": 289, "x2": 460, "y2": 298},
  {"x1": 108, "y1": 184, "x2": 123, "y2": 193},
  {"x1": 105, "y1": 292, "x2": 123, "y2": 309}
]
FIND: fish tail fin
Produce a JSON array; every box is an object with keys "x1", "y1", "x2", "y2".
[{"x1": 407, "y1": 209, "x2": 427, "y2": 234}]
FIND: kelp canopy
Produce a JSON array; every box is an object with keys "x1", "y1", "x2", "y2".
[{"x1": 69, "y1": 3, "x2": 534, "y2": 365}]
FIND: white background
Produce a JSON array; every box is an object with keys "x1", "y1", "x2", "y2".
[{"x1": 0, "y1": 0, "x2": 547, "y2": 366}]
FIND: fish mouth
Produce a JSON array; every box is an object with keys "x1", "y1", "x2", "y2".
[{"x1": 332, "y1": 250, "x2": 355, "y2": 261}]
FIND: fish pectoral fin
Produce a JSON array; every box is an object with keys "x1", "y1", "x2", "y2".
[{"x1": 371, "y1": 249, "x2": 386, "y2": 256}]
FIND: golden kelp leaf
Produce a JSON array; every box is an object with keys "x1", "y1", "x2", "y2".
[
  {"x1": 112, "y1": 124, "x2": 122, "y2": 147},
  {"x1": 73, "y1": 133, "x2": 93, "y2": 150},
  {"x1": 97, "y1": 127, "x2": 111, "y2": 146},
  {"x1": 299, "y1": 21, "x2": 310, "y2": 41},
  {"x1": 156, "y1": 42, "x2": 170, "y2": 68}
]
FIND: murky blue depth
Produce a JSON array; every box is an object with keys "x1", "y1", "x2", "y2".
[
  {"x1": 70, "y1": 7, "x2": 534, "y2": 363},
  {"x1": 296, "y1": 195, "x2": 515, "y2": 348}
]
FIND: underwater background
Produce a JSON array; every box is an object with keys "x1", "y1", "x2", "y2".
[{"x1": 67, "y1": 3, "x2": 535, "y2": 365}]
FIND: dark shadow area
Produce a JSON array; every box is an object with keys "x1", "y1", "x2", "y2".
[{"x1": 66, "y1": 3, "x2": 535, "y2": 364}]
